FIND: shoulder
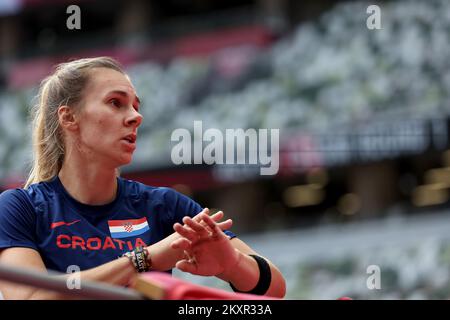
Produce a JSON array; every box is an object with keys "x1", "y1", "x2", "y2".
[
  {"x1": 21, "y1": 179, "x2": 58, "y2": 209},
  {"x1": 0, "y1": 188, "x2": 32, "y2": 208},
  {"x1": 1, "y1": 179, "x2": 63, "y2": 216},
  {"x1": 0, "y1": 188, "x2": 39, "y2": 250},
  {"x1": 0, "y1": 188, "x2": 36, "y2": 221}
]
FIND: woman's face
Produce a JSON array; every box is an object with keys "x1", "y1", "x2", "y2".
[{"x1": 75, "y1": 67, "x2": 143, "y2": 167}]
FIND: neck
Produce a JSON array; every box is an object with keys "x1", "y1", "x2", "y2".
[{"x1": 58, "y1": 162, "x2": 118, "y2": 206}]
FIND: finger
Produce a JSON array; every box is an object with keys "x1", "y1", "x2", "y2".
[
  {"x1": 173, "y1": 222, "x2": 199, "y2": 242},
  {"x1": 192, "y1": 208, "x2": 210, "y2": 222},
  {"x1": 175, "y1": 260, "x2": 198, "y2": 274},
  {"x1": 193, "y1": 209, "x2": 224, "y2": 224},
  {"x1": 170, "y1": 238, "x2": 191, "y2": 250},
  {"x1": 183, "y1": 249, "x2": 193, "y2": 260},
  {"x1": 198, "y1": 211, "x2": 224, "y2": 231},
  {"x1": 209, "y1": 211, "x2": 224, "y2": 222},
  {"x1": 200, "y1": 213, "x2": 221, "y2": 233},
  {"x1": 183, "y1": 216, "x2": 211, "y2": 237},
  {"x1": 217, "y1": 218, "x2": 233, "y2": 230},
  {"x1": 183, "y1": 216, "x2": 205, "y2": 231}
]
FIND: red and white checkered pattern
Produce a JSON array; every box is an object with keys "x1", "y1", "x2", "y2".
[{"x1": 123, "y1": 223, "x2": 133, "y2": 233}]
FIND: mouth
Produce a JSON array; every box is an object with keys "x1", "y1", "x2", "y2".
[{"x1": 122, "y1": 134, "x2": 137, "y2": 144}]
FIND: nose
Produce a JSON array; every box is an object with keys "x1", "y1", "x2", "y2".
[{"x1": 125, "y1": 107, "x2": 143, "y2": 128}]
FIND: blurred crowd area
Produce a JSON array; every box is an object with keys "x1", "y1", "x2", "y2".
[{"x1": 2, "y1": 0, "x2": 450, "y2": 299}]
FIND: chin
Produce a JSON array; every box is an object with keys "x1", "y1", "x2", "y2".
[{"x1": 120, "y1": 154, "x2": 133, "y2": 165}]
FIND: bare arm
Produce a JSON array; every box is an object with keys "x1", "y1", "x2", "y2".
[
  {"x1": 0, "y1": 236, "x2": 198, "y2": 300},
  {"x1": 218, "y1": 238, "x2": 286, "y2": 298},
  {"x1": 0, "y1": 247, "x2": 138, "y2": 300}
]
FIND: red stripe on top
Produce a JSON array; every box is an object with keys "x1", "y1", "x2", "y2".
[{"x1": 108, "y1": 217, "x2": 147, "y2": 227}]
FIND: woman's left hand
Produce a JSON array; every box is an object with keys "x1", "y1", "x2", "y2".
[{"x1": 170, "y1": 212, "x2": 240, "y2": 277}]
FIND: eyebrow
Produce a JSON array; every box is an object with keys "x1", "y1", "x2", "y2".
[{"x1": 107, "y1": 90, "x2": 141, "y2": 106}]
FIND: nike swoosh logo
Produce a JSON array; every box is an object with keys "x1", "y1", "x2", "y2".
[{"x1": 51, "y1": 219, "x2": 81, "y2": 229}]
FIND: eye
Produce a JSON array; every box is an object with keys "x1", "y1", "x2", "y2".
[{"x1": 109, "y1": 98, "x2": 122, "y2": 108}]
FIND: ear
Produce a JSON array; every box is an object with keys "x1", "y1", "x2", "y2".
[{"x1": 58, "y1": 105, "x2": 78, "y2": 131}]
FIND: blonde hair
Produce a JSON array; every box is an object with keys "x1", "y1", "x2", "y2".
[{"x1": 25, "y1": 57, "x2": 125, "y2": 188}]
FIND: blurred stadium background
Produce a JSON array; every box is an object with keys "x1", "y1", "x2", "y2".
[{"x1": 1, "y1": 0, "x2": 450, "y2": 299}]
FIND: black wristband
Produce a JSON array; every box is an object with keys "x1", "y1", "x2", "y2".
[{"x1": 230, "y1": 254, "x2": 272, "y2": 295}]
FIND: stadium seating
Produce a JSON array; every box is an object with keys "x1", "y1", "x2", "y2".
[{"x1": 1, "y1": 0, "x2": 450, "y2": 184}]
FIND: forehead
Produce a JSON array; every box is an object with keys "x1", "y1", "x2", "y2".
[{"x1": 86, "y1": 67, "x2": 137, "y2": 97}]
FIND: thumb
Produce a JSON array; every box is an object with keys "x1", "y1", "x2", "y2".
[{"x1": 175, "y1": 260, "x2": 198, "y2": 274}]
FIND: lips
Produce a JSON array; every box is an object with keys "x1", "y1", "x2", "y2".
[
  {"x1": 121, "y1": 133, "x2": 137, "y2": 152},
  {"x1": 122, "y1": 133, "x2": 137, "y2": 144}
]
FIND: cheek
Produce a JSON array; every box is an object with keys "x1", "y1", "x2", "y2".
[
  {"x1": 90, "y1": 116, "x2": 108, "y2": 132},
  {"x1": 78, "y1": 109, "x2": 118, "y2": 144},
  {"x1": 80, "y1": 118, "x2": 106, "y2": 142},
  {"x1": 95, "y1": 118, "x2": 117, "y2": 136}
]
